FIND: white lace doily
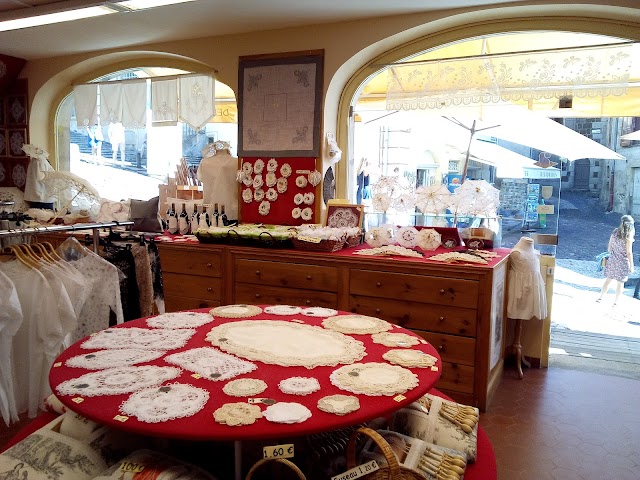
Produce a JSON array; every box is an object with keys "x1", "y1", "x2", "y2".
[
  {"x1": 206, "y1": 320, "x2": 366, "y2": 368},
  {"x1": 383, "y1": 349, "x2": 438, "y2": 368},
  {"x1": 264, "y1": 402, "x2": 312, "y2": 424},
  {"x1": 264, "y1": 305, "x2": 302, "y2": 315},
  {"x1": 371, "y1": 332, "x2": 421, "y2": 348},
  {"x1": 278, "y1": 377, "x2": 320, "y2": 396},
  {"x1": 322, "y1": 315, "x2": 392, "y2": 335},
  {"x1": 65, "y1": 349, "x2": 166, "y2": 369},
  {"x1": 146, "y1": 312, "x2": 214, "y2": 329},
  {"x1": 164, "y1": 347, "x2": 257, "y2": 381},
  {"x1": 301, "y1": 307, "x2": 338, "y2": 318},
  {"x1": 120, "y1": 383, "x2": 209, "y2": 423},
  {"x1": 317, "y1": 394, "x2": 360, "y2": 416},
  {"x1": 81, "y1": 327, "x2": 196, "y2": 351},
  {"x1": 223, "y1": 378, "x2": 268, "y2": 397},
  {"x1": 209, "y1": 304, "x2": 263, "y2": 318},
  {"x1": 56, "y1": 366, "x2": 182, "y2": 397},
  {"x1": 214, "y1": 402, "x2": 263, "y2": 426},
  {"x1": 330, "y1": 362, "x2": 419, "y2": 396}
]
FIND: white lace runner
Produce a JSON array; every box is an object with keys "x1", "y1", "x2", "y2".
[
  {"x1": 263, "y1": 305, "x2": 302, "y2": 315},
  {"x1": 56, "y1": 366, "x2": 182, "y2": 397},
  {"x1": 206, "y1": 320, "x2": 366, "y2": 368},
  {"x1": 81, "y1": 327, "x2": 196, "y2": 350},
  {"x1": 264, "y1": 402, "x2": 312, "y2": 424},
  {"x1": 120, "y1": 383, "x2": 209, "y2": 423},
  {"x1": 146, "y1": 311, "x2": 214, "y2": 329},
  {"x1": 209, "y1": 304, "x2": 263, "y2": 318},
  {"x1": 371, "y1": 332, "x2": 421, "y2": 348},
  {"x1": 301, "y1": 307, "x2": 338, "y2": 317},
  {"x1": 223, "y1": 378, "x2": 268, "y2": 397},
  {"x1": 330, "y1": 362, "x2": 419, "y2": 396},
  {"x1": 322, "y1": 314, "x2": 392, "y2": 335},
  {"x1": 278, "y1": 377, "x2": 320, "y2": 396},
  {"x1": 383, "y1": 349, "x2": 438, "y2": 368},
  {"x1": 317, "y1": 394, "x2": 360, "y2": 416},
  {"x1": 214, "y1": 402, "x2": 263, "y2": 426},
  {"x1": 164, "y1": 347, "x2": 257, "y2": 381},
  {"x1": 65, "y1": 349, "x2": 166, "y2": 369}
]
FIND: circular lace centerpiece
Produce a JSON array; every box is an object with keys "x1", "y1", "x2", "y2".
[
  {"x1": 330, "y1": 362, "x2": 418, "y2": 396},
  {"x1": 146, "y1": 312, "x2": 214, "y2": 329},
  {"x1": 206, "y1": 320, "x2": 366, "y2": 368},
  {"x1": 322, "y1": 315, "x2": 392, "y2": 335},
  {"x1": 66, "y1": 349, "x2": 166, "y2": 369},
  {"x1": 120, "y1": 383, "x2": 209, "y2": 423},
  {"x1": 210, "y1": 304, "x2": 263, "y2": 318}
]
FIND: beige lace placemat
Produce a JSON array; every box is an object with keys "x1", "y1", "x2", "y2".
[
  {"x1": 317, "y1": 394, "x2": 360, "y2": 416},
  {"x1": 371, "y1": 332, "x2": 421, "y2": 348},
  {"x1": 322, "y1": 314, "x2": 392, "y2": 335},
  {"x1": 209, "y1": 304, "x2": 263, "y2": 318},
  {"x1": 223, "y1": 378, "x2": 268, "y2": 397},
  {"x1": 330, "y1": 362, "x2": 419, "y2": 396},
  {"x1": 278, "y1": 377, "x2": 320, "y2": 395},
  {"x1": 383, "y1": 349, "x2": 438, "y2": 368},
  {"x1": 213, "y1": 402, "x2": 263, "y2": 426}
]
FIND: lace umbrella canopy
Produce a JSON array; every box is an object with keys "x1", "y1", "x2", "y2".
[
  {"x1": 415, "y1": 184, "x2": 452, "y2": 215},
  {"x1": 42, "y1": 171, "x2": 101, "y2": 221},
  {"x1": 450, "y1": 179, "x2": 500, "y2": 217}
]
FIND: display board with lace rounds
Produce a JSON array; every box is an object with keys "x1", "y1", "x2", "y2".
[
  {"x1": 330, "y1": 362, "x2": 419, "y2": 396},
  {"x1": 120, "y1": 383, "x2": 209, "y2": 423},
  {"x1": 264, "y1": 402, "x2": 312, "y2": 424},
  {"x1": 371, "y1": 332, "x2": 422, "y2": 348},
  {"x1": 214, "y1": 402, "x2": 263, "y2": 426},
  {"x1": 317, "y1": 394, "x2": 360, "y2": 416},
  {"x1": 382, "y1": 349, "x2": 438, "y2": 368},
  {"x1": 301, "y1": 307, "x2": 339, "y2": 317},
  {"x1": 223, "y1": 378, "x2": 268, "y2": 397},
  {"x1": 163, "y1": 347, "x2": 257, "y2": 381},
  {"x1": 146, "y1": 312, "x2": 214, "y2": 329},
  {"x1": 206, "y1": 319, "x2": 366, "y2": 368},
  {"x1": 81, "y1": 327, "x2": 196, "y2": 351},
  {"x1": 209, "y1": 304, "x2": 263, "y2": 318},
  {"x1": 56, "y1": 365, "x2": 182, "y2": 397},
  {"x1": 278, "y1": 377, "x2": 321, "y2": 396},
  {"x1": 65, "y1": 349, "x2": 166, "y2": 369},
  {"x1": 322, "y1": 314, "x2": 392, "y2": 335},
  {"x1": 396, "y1": 226, "x2": 419, "y2": 249},
  {"x1": 416, "y1": 228, "x2": 442, "y2": 251},
  {"x1": 263, "y1": 305, "x2": 302, "y2": 315}
]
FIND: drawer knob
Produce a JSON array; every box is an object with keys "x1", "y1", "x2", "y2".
[
  {"x1": 376, "y1": 282, "x2": 382, "y2": 287},
  {"x1": 438, "y1": 345, "x2": 444, "y2": 351},
  {"x1": 439, "y1": 288, "x2": 445, "y2": 294},
  {"x1": 439, "y1": 316, "x2": 445, "y2": 322},
  {"x1": 207, "y1": 287, "x2": 212, "y2": 292},
  {"x1": 255, "y1": 293, "x2": 261, "y2": 298},
  {"x1": 375, "y1": 308, "x2": 381, "y2": 314},
  {"x1": 306, "y1": 275, "x2": 312, "y2": 280},
  {"x1": 206, "y1": 262, "x2": 213, "y2": 268},
  {"x1": 255, "y1": 270, "x2": 261, "y2": 276},
  {"x1": 305, "y1": 300, "x2": 311, "y2": 305}
]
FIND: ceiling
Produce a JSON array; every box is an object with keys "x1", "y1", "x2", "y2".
[{"x1": 0, "y1": 0, "x2": 530, "y2": 60}]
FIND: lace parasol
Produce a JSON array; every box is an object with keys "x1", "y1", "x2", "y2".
[{"x1": 42, "y1": 170, "x2": 102, "y2": 221}]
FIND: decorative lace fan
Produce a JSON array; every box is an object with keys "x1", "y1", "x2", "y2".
[{"x1": 42, "y1": 170, "x2": 101, "y2": 221}]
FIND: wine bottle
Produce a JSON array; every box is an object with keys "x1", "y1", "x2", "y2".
[
  {"x1": 220, "y1": 204, "x2": 228, "y2": 227},
  {"x1": 167, "y1": 203, "x2": 178, "y2": 234},
  {"x1": 213, "y1": 203, "x2": 220, "y2": 227},
  {"x1": 178, "y1": 203, "x2": 189, "y2": 235},
  {"x1": 198, "y1": 205, "x2": 210, "y2": 229},
  {"x1": 191, "y1": 205, "x2": 200, "y2": 233}
]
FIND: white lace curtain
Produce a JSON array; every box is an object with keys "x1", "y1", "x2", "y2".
[{"x1": 386, "y1": 43, "x2": 634, "y2": 110}]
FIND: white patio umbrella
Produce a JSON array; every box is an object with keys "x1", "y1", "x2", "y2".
[{"x1": 621, "y1": 129, "x2": 640, "y2": 141}]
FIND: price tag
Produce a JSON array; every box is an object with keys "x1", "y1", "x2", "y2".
[
  {"x1": 113, "y1": 415, "x2": 129, "y2": 422},
  {"x1": 120, "y1": 462, "x2": 145, "y2": 473},
  {"x1": 296, "y1": 235, "x2": 322, "y2": 243},
  {"x1": 431, "y1": 366, "x2": 439, "y2": 372},
  {"x1": 331, "y1": 460, "x2": 379, "y2": 480},
  {"x1": 53, "y1": 362, "x2": 62, "y2": 367},
  {"x1": 191, "y1": 373, "x2": 202, "y2": 379},
  {"x1": 393, "y1": 394, "x2": 406, "y2": 402},
  {"x1": 263, "y1": 443, "x2": 294, "y2": 459},
  {"x1": 248, "y1": 398, "x2": 266, "y2": 404},
  {"x1": 71, "y1": 397, "x2": 84, "y2": 404}
]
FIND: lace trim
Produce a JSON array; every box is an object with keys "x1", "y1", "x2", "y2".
[
  {"x1": 330, "y1": 362, "x2": 419, "y2": 396},
  {"x1": 278, "y1": 377, "x2": 320, "y2": 396},
  {"x1": 66, "y1": 349, "x2": 166, "y2": 369},
  {"x1": 264, "y1": 305, "x2": 302, "y2": 315},
  {"x1": 81, "y1": 327, "x2": 196, "y2": 350},
  {"x1": 209, "y1": 304, "x2": 263, "y2": 318},
  {"x1": 146, "y1": 312, "x2": 214, "y2": 329},
  {"x1": 355, "y1": 245, "x2": 423, "y2": 258},
  {"x1": 322, "y1": 315, "x2": 392, "y2": 335},
  {"x1": 428, "y1": 252, "x2": 488, "y2": 264},
  {"x1": 371, "y1": 332, "x2": 421, "y2": 348},
  {"x1": 301, "y1": 307, "x2": 338, "y2": 318},
  {"x1": 120, "y1": 383, "x2": 209, "y2": 423},
  {"x1": 164, "y1": 347, "x2": 257, "y2": 381},
  {"x1": 206, "y1": 319, "x2": 366, "y2": 368},
  {"x1": 383, "y1": 349, "x2": 438, "y2": 368},
  {"x1": 56, "y1": 366, "x2": 182, "y2": 397},
  {"x1": 213, "y1": 402, "x2": 263, "y2": 426},
  {"x1": 223, "y1": 378, "x2": 268, "y2": 397},
  {"x1": 317, "y1": 394, "x2": 360, "y2": 416},
  {"x1": 264, "y1": 402, "x2": 312, "y2": 424}
]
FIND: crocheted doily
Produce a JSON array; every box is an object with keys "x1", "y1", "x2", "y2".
[
  {"x1": 56, "y1": 366, "x2": 182, "y2": 397},
  {"x1": 164, "y1": 347, "x2": 257, "y2": 381},
  {"x1": 65, "y1": 349, "x2": 166, "y2": 369},
  {"x1": 317, "y1": 394, "x2": 360, "y2": 416},
  {"x1": 383, "y1": 349, "x2": 438, "y2": 368},
  {"x1": 301, "y1": 307, "x2": 338, "y2": 318},
  {"x1": 214, "y1": 402, "x2": 263, "y2": 426},
  {"x1": 263, "y1": 305, "x2": 302, "y2": 315},
  {"x1": 146, "y1": 312, "x2": 214, "y2": 329},
  {"x1": 264, "y1": 402, "x2": 312, "y2": 424},
  {"x1": 81, "y1": 327, "x2": 196, "y2": 351},
  {"x1": 206, "y1": 320, "x2": 366, "y2": 368},
  {"x1": 371, "y1": 332, "x2": 421, "y2": 348},
  {"x1": 278, "y1": 377, "x2": 320, "y2": 396},
  {"x1": 322, "y1": 315, "x2": 392, "y2": 335},
  {"x1": 120, "y1": 383, "x2": 209, "y2": 423},
  {"x1": 223, "y1": 378, "x2": 268, "y2": 397},
  {"x1": 330, "y1": 362, "x2": 419, "y2": 396},
  {"x1": 209, "y1": 304, "x2": 263, "y2": 318}
]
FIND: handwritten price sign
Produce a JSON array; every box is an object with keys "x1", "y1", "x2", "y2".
[{"x1": 263, "y1": 444, "x2": 294, "y2": 459}]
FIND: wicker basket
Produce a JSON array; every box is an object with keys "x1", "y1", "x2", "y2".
[
  {"x1": 346, "y1": 427, "x2": 426, "y2": 480},
  {"x1": 291, "y1": 236, "x2": 345, "y2": 252},
  {"x1": 245, "y1": 457, "x2": 306, "y2": 480}
]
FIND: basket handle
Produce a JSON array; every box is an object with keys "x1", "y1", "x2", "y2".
[
  {"x1": 346, "y1": 427, "x2": 401, "y2": 476},
  {"x1": 244, "y1": 457, "x2": 306, "y2": 480}
]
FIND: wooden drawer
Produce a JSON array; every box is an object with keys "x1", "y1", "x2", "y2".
[
  {"x1": 160, "y1": 249, "x2": 221, "y2": 277},
  {"x1": 435, "y1": 361, "x2": 475, "y2": 395},
  {"x1": 413, "y1": 331, "x2": 476, "y2": 366},
  {"x1": 349, "y1": 295, "x2": 477, "y2": 337},
  {"x1": 163, "y1": 273, "x2": 222, "y2": 301},
  {"x1": 234, "y1": 283, "x2": 338, "y2": 308},
  {"x1": 164, "y1": 295, "x2": 220, "y2": 312},
  {"x1": 234, "y1": 259, "x2": 337, "y2": 292},
  {"x1": 350, "y1": 269, "x2": 478, "y2": 309}
]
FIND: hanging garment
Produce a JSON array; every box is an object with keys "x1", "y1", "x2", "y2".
[
  {"x1": 130, "y1": 243, "x2": 154, "y2": 318},
  {"x1": 0, "y1": 269, "x2": 22, "y2": 426},
  {"x1": 507, "y1": 237, "x2": 548, "y2": 320},
  {"x1": 101, "y1": 245, "x2": 140, "y2": 321},
  {"x1": 148, "y1": 240, "x2": 165, "y2": 314}
]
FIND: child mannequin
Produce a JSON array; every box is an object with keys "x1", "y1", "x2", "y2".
[{"x1": 197, "y1": 141, "x2": 238, "y2": 223}]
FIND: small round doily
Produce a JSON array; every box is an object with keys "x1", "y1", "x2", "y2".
[
  {"x1": 267, "y1": 158, "x2": 278, "y2": 172},
  {"x1": 214, "y1": 402, "x2": 263, "y2": 426},
  {"x1": 264, "y1": 305, "x2": 302, "y2": 315},
  {"x1": 210, "y1": 304, "x2": 262, "y2": 318},
  {"x1": 330, "y1": 362, "x2": 419, "y2": 396},
  {"x1": 280, "y1": 163, "x2": 292, "y2": 178},
  {"x1": 223, "y1": 378, "x2": 268, "y2": 397},
  {"x1": 277, "y1": 177, "x2": 288, "y2": 194},
  {"x1": 146, "y1": 312, "x2": 214, "y2": 329},
  {"x1": 66, "y1": 349, "x2": 165, "y2": 369},
  {"x1": 371, "y1": 332, "x2": 421, "y2": 348},
  {"x1": 266, "y1": 172, "x2": 277, "y2": 187},
  {"x1": 254, "y1": 159, "x2": 265, "y2": 174},
  {"x1": 242, "y1": 188, "x2": 253, "y2": 203},
  {"x1": 258, "y1": 200, "x2": 271, "y2": 216},
  {"x1": 322, "y1": 314, "x2": 392, "y2": 335},
  {"x1": 278, "y1": 377, "x2": 320, "y2": 396},
  {"x1": 301, "y1": 208, "x2": 313, "y2": 221},
  {"x1": 120, "y1": 383, "x2": 209, "y2": 423},
  {"x1": 317, "y1": 394, "x2": 360, "y2": 416},
  {"x1": 264, "y1": 402, "x2": 312, "y2": 424},
  {"x1": 383, "y1": 349, "x2": 438, "y2": 368},
  {"x1": 292, "y1": 207, "x2": 301, "y2": 219},
  {"x1": 396, "y1": 226, "x2": 419, "y2": 249},
  {"x1": 301, "y1": 307, "x2": 338, "y2": 318}
]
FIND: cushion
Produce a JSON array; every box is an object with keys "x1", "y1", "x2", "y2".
[{"x1": 130, "y1": 196, "x2": 163, "y2": 232}]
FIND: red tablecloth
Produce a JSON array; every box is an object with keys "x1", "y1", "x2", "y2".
[{"x1": 49, "y1": 307, "x2": 441, "y2": 442}]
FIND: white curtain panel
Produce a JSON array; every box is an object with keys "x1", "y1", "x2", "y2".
[
  {"x1": 100, "y1": 83, "x2": 123, "y2": 124},
  {"x1": 179, "y1": 74, "x2": 215, "y2": 130},
  {"x1": 151, "y1": 78, "x2": 178, "y2": 125},
  {"x1": 122, "y1": 80, "x2": 147, "y2": 129},
  {"x1": 73, "y1": 84, "x2": 98, "y2": 128}
]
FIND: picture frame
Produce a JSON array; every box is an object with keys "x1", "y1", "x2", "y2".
[
  {"x1": 7, "y1": 129, "x2": 27, "y2": 156},
  {"x1": 325, "y1": 200, "x2": 364, "y2": 228}
]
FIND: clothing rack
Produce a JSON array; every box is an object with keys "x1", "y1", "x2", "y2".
[{"x1": 0, "y1": 221, "x2": 134, "y2": 253}]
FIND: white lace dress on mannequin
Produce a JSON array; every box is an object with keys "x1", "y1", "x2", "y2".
[
  {"x1": 197, "y1": 149, "x2": 239, "y2": 221},
  {"x1": 0, "y1": 270, "x2": 22, "y2": 425},
  {"x1": 507, "y1": 238, "x2": 548, "y2": 320}
]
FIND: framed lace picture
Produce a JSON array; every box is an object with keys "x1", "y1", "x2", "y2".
[
  {"x1": 238, "y1": 50, "x2": 324, "y2": 157},
  {"x1": 325, "y1": 200, "x2": 364, "y2": 228}
]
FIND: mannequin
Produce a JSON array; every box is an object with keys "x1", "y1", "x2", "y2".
[
  {"x1": 197, "y1": 141, "x2": 238, "y2": 223},
  {"x1": 23, "y1": 144, "x2": 55, "y2": 209},
  {"x1": 507, "y1": 236, "x2": 547, "y2": 378}
]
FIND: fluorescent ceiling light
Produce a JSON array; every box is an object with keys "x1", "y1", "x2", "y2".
[
  {"x1": 115, "y1": 0, "x2": 197, "y2": 10},
  {"x1": 0, "y1": 6, "x2": 113, "y2": 32}
]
